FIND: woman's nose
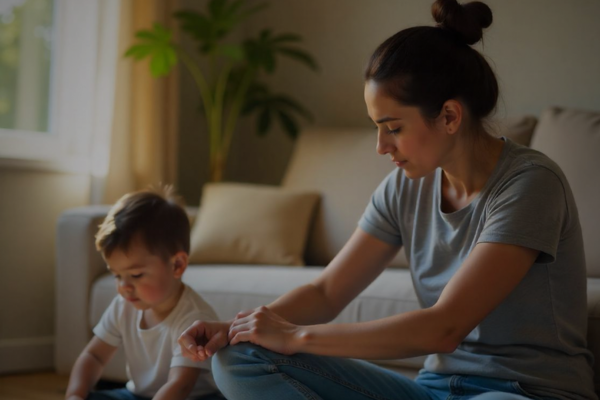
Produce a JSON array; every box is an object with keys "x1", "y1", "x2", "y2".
[{"x1": 376, "y1": 132, "x2": 392, "y2": 155}]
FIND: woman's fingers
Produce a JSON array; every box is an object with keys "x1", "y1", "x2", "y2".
[
  {"x1": 228, "y1": 319, "x2": 254, "y2": 341},
  {"x1": 230, "y1": 306, "x2": 267, "y2": 329},
  {"x1": 178, "y1": 320, "x2": 208, "y2": 361},
  {"x1": 230, "y1": 328, "x2": 255, "y2": 346},
  {"x1": 235, "y1": 309, "x2": 255, "y2": 319}
]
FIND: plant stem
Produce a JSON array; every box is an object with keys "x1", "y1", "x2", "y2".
[
  {"x1": 209, "y1": 61, "x2": 232, "y2": 181},
  {"x1": 177, "y1": 46, "x2": 220, "y2": 180},
  {"x1": 222, "y1": 67, "x2": 255, "y2": 165},
  {"x1": 176, "y1": 47, "x2": 213, "y2": 113}
]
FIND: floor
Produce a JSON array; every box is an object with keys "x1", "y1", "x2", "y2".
[
  {"x1": 0, "y1": 372, "x2": 123, "y2": 400},
  {"x1": 0, "y1": 372, "x2": 69, "y2": 400}
]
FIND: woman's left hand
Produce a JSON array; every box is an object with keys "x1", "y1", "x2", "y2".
[{"x1": 228, "y1": 306, "x2": 303, "y2": 355}]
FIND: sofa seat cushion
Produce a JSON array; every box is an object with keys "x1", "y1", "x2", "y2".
[{"x1": 90, "y1": 269, "x2": 600, "y2": 378}]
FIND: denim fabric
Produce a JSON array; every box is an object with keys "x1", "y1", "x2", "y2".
[
  {"x1": 86, "y1": 388, "x2": 224, "y2": 400},
  {"x1": 86, "y1": 389, "x2": 150, "y2": 400},
  {"x1": 212, "y1": 343, "x2": 554, "y2": 400}
]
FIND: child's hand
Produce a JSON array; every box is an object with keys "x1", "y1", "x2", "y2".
[{"x1": 178, "y1": 320, "x2": 231, "y2": 361}]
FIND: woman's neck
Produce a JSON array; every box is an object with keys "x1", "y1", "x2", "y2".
[{"x1": 441, "y1": 132, "x2": 504, "y2": 202}]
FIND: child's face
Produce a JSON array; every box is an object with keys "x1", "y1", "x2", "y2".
[{"x1": 105, "y1": 234, "x2": 186, "y2": 314}]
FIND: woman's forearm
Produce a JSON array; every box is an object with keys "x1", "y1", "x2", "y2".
[
  {"x1": 267, "y1": 283, "x2": 341, "y2": 326},
  {"x1": 293, "y1": 306, "x2": 458, "y2": 360}
]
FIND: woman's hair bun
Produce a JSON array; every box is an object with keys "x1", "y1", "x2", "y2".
[{"x1": 431, "y1": 0, "x2": 493, "y2": 45}]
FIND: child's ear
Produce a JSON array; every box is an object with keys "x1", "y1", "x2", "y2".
[{"x1": 172, "y1": 251, "x2": 189, "y2": 278}]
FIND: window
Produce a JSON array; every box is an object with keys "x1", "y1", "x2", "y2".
[
  {"x1": 0, "y1": 0, "x2": 53, "y2": 133},
  {"x1": 0, "y1": 0, "x2": 116, "y2": 174}
]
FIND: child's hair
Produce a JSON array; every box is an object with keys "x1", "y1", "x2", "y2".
[
  {"x1": 365, "y1": 0, "x2": 497, "y2": 128},
  {"x1": 95, "y1": 185, "x2": 190, "y2": 261}
]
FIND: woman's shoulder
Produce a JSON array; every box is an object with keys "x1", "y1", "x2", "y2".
[{"x1": 504, "y1": 139, "x2": 565, "y2": 178}]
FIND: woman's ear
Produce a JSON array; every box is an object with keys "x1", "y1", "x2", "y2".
[
  {"x1": 440, "y1": 100, "x2": 463, "y2": 135},
  {"x1": 172, "y1": 251, "x2": 189, "y2": 278}
]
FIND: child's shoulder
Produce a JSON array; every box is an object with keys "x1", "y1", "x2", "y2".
[{"x1": 168, "y1": 284, "x2": 219, "y2": 330}]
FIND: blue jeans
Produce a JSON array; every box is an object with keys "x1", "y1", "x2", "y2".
[
  {"x1": 212, "y1": 343, "x2": 547, "y2": 400},
  {"x1": 86, "y1": 389, "x2": 149, "y2": 400},
  {"x1": 86, "y1": 388, "x2": 224, "y2": 400}
]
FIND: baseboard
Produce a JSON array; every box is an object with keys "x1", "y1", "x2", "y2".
[{"x1": 0, "y1": 336, "x2": 54, "y2": 374}]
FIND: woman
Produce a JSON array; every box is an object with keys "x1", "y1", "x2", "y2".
[{"x1": 179, "y1": 1, "x2": 596, "y2": 399}]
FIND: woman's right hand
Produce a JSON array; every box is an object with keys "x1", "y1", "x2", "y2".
[{"x1": 178, "y1": 320, "x2": 231, "y2": 361}]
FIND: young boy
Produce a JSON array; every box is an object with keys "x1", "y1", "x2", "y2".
[{"x1": 65, "y1": 187, "x2": 221, "y2": 400}]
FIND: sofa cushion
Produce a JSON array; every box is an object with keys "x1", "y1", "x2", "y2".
[
  {"x1": 282, "y1": 128, "x2": 409, "y2": 268},
  {"x1": 530, "y1": 107, "x2": 600, "y2": 277},
  {"x1": 493, "y1": 115, "x2": 538, "y2": 146},
  {"x1": 189, "y1": 183, "x2": 319, "y2": 266}
]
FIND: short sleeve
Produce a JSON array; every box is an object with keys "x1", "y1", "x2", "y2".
[
  {"x1": 358, "y1": 170, "x2": 403, "y2": 246},
  {"x1": 478, "y1": 166, "x2": 567, "y2": 264},
  {"x1": 92, "y1": 296, "x2": 123, "y2": 347},
  {"x1": 170, "y1": 312, "x2": 214, "y2": 370}
]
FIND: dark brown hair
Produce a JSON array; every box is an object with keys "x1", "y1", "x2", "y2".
[
  {"x1": 95, "y1": 186, "x2": 190, "y2": 261},
  {"x1": 365, "y1": 0, "x2": 497, "y2": 125}
]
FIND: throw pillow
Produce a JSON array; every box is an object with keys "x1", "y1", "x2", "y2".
[
  {"x1": 189, "y1": 183, "x2": 320, "y2": 266},
  {"x1": 492, "y1": 115, "x2": 538, "y2": 146}
]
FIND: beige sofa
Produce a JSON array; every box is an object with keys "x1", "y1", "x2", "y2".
[{"x1": 55, "y1": 107, "x2": 600, "y2": 395}]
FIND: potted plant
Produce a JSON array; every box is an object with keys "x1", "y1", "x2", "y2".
[{"x1": 125, "y1": 0, "x2": 318, "y2": 182}]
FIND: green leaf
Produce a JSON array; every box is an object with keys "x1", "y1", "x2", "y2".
[
  {"x1": 124, "y1": 44, "x2": 153, "y2": 60},
  {"x1": 151, "y1": 23, "x2": 171, "y2": 41},
  {"x1": 135, "y1": 30, "x2": 159, "y2": 42},
  {"x1": 125, "y1": 23, "x2": 178, "y2": 76},
  {"x1": 259, "y1": 29, "x2": 272, "y2": 41},
  {"x1": 277, "y1": 110, "x2": 299, "y2": 139},
  {"x1": 263, "y1": 51, "x2": 276, "y2": 73},
  {"x1": 272, "y1": 95, "x2": 314, "y2": 122},
  {"x1": 277, "y1": 47, "x2": 319, "y2": 71},
  {"x1": 174, "y1": 11, "x2": 211, "y2": 43},
  {"x1": 258, "y1": 108, "x2": 271, "y2": 135},
  {"x1": 209, "y1": 0, "x2": 228, "y2": 18}
]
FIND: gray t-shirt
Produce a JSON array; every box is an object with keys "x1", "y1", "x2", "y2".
[{"x1": 358, "y1": 138, "x2": 596, "y2": 400}]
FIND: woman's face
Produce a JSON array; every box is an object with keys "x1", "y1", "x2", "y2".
[{"x1": 364, "y1": 80, "x2": 450, "y2": 179}]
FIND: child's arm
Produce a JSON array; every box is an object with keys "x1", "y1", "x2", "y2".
[
  {"x1": 65, "y1": 337, "x2": 118, "y2": 400},
  {"x1": 153, "y1": 367, "x2": 201, "y2": 400}
]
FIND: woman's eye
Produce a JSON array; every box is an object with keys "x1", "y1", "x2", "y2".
[
  {"x1": 131, "y1": 273, "x2": 143, "y2": 279},
  {"x1": 388, "y1": 128, "x2": 401, "y2": 135}
]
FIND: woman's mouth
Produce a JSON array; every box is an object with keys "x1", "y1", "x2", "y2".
[{"x1": 393, "y1": 160, "x2": 407, "y2": 167}]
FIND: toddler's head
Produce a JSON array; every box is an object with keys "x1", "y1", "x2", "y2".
[{"x1": 95, "y1": 186, "x2": 190, "y2": 311}]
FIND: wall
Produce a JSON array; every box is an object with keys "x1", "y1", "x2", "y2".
[
  {"x1": 177, "y1": 0, "x2": 600, "y2": 204},
  {"x1": 0, "y1": 168, "x2": 89, "y2": 373}
]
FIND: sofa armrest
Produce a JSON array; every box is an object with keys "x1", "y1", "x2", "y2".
[{"x1": 55, "y1": 205, "x2": 111, "y2": 374}]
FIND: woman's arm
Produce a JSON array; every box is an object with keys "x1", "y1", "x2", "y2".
[
  {"x1": 178, "y1": 228, "x2": 399, "y2": 361},
  {"x1": 65, "y1": 337, "x2": 118, "y2": 400},
  {"x1": 229, "y1": 240, "x2": 539, "y2": 359},
  {"x1": 266, "y1": 228, "x2": 401, "y2": 325}
]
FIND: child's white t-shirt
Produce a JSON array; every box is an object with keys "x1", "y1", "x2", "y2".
[{"x1": 93, "y1": 284, "x2": 220, "y2": 398}]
